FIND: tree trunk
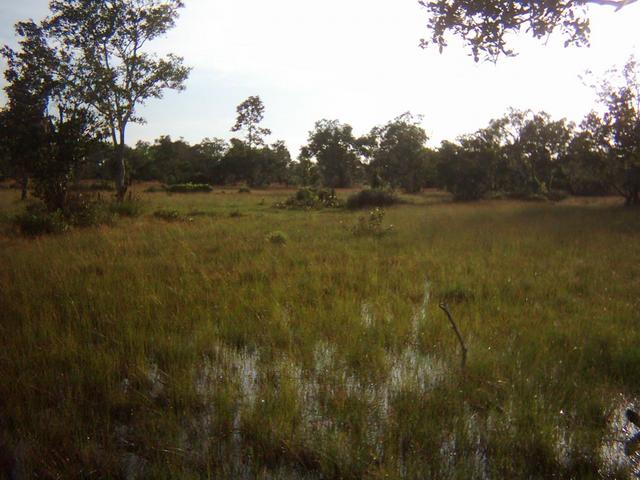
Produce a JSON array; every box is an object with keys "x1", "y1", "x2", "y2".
[
  {"x1": 20, "y1": 174, "x2": 28, "y2": 201},
  {"x1": 115, "y1": 129, "x2": 127, "y2": 202}
]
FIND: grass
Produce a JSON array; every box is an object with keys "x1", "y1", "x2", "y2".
[{"x1": 0, "y1": 186, "x2": 639, "y2": 478}]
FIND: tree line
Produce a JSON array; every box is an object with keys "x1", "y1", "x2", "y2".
[{"x1": 1, "y1": 1, "x2": 639, "y2": 210}]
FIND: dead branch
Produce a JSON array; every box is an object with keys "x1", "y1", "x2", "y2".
[{"x1": 439, "y1": 303, "x2": 468, "y2": 371}]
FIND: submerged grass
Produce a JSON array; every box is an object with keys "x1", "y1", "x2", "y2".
[{"x1": 0, "y1": 188, "x2": 639, "y2": 478}]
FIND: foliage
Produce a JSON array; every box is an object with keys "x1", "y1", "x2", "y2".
[
  {"x1": 275, "y1": 187, "x2": 343, "y2": 209},
  {"x1": 14, "y1": 205, "x2": 68, "y2": 236},
  {"x1": 301, "y1": 119, "x2": 363, "y2": 188},
  {"x1": 231, "y1": 96, "x2": 272, "y2": 149},
  {"x1": 46, "y1": 0, "x2": 191, "y2": 200},
  {"x1": 238, "y1": 187, "x2": 251, "y2": 193},
  {"x1": 166, "y1": 183, "x2": 213, "y2": 193},
  {"x1": 366, "y1": 112, "x2": 431, "y2": 193},
  {"x1": 586, "y1": 57, "x2": 640, "y2": 206},
  {"x1": 346, "y1": 188, "x2": 399, "y2": 209},
  {"x1": 14, "y1": 193, "x2": 113, "y2": 235},
  {"x1": 419, "y1": 0, "x2": 633, "y2": 62},
  {"x1": 350, "y1": 207, "x2": 393, "y2": 236},
  {"x1": 435, "y1": 109, "x2": 575, "y2": 201},
  {"x1": 1, "y1": 21, "x2": 103, "y2": 210}
]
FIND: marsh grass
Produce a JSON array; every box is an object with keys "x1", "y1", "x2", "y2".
[{"x1": 0, "y1": 188, "x2": 639, "y2": 478}]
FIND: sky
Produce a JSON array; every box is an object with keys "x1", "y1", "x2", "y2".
[{"x1": 1, "y1": 0, "x2": 639, "y2": 156}]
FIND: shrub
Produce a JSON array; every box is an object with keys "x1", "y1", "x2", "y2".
[
  {"x1": 275, "y1": 187, "x2": 343, "y2": 209},
  {"x1": 109, "y1": 194, "x2": 144, "y2": 217},
  {"x1": 166, "y1": 183, "x2": 213, "y2": 193},
  {"x1": 350, "y1": 208, "x2": 393, "y2": 237},
  {"x1": 229, "y1": 210, "x2": 243, "y2": 218},
  {"x1": 238, "y1": 187, "x2": 251, "y2": 194},
  {"x1": 14, "y1": 194, "x2": 116, "y2": 236},
  {"x1": 266, "y1": 231, "x2": 288, "y2": 245},
  {"x1": 346, "y1": 188, "x2": 398, "y2": 209},
  {"x1": 64, "y1": 193, "x2": 113, "y2": 227},
  {"x1": 145, "y1": 185, "x2": 166, "y2": 193},
  {"x1": 14, "y1": 205, "x2": 69, "y2": 236}
]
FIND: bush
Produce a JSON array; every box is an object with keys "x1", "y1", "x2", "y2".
[
  {"x1": 14, "y1": 194, "x2": 116, "y2": 236},
  {"x1": 350, "y1": 208, "x2": 393, "y2": 237},
  {"x1": 229, "y1": 210, "x2": 243, "y2": 218},
  {"x1": 14, "y1": 205, "x2": 69, "y2": 236},
  {"x1": 238, "y1": 187, "x2": 251, "y2": 194},
  {"x1": 166, "y1": 183, "x2": 213, "y2": 193},
  {"x1": 275, "y1": 187, "x2": 343, "y2": 209},
  {"x1": 346, "y1": 188, "x2": 398, "y2": 209},
  {"x1": 145, "y1": 185, "x2": 166, "y2": 193},
  {"x1": 109, "y1": 195, "x2": 144, "y2": 217},
  {"x1": 266, "y1": 231, "x2": 288, "y2": 245},
  {"x1": 64, "y1": 193, "x2": 113, "y2": 227}
]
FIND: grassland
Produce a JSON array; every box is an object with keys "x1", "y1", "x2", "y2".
[{"x1": 0, "y1": 186, "x2": 639, "y2": 479}]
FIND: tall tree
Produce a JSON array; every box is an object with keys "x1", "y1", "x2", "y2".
[
  {"x1": 46, "y1": 0, "x2": 191, "y2": 200},
  {"x1": 1, "y1": 21, "x2": 55, "y2": 200},
  {"x1": 301, "y1": 119, "x2": 362, "y2": 188},
  {"x1": 3, "y1": 20, "x2": 104, "y2": 210},
  {"x1": 588, "y1": 57, "x2": 640, "y2": 205},
  {"x1": 368, "y1": 112, "x2": 430, "y2": 193},
  {"x1": 420, "y1": 0, "x2": 637, "y2": 61},
  {"x1": 231, "y1": 96, "x2": 272, "y2": 149}
]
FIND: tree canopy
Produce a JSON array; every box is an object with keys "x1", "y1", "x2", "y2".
[{"x1": 420, "y1": 0, "x2": 638, "y2": 61}]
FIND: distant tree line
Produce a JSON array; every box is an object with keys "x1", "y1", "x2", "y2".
[{"x1": 1, "y1": 0, "x2": 639, "y2": 209}]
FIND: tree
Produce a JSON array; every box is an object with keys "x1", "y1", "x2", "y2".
[
  {"x1": 2, "y1": 20, "x2": 102, "y2": 210},
  {"x1": 420, "y1": 0, "x2": 637, "y2": 61},
  {"x1": 231, "y1": 96, "x2": 272, "y2": 149},
  {"x1": 368, "y1": 112, "x2": 430, "y2": 193},
  {"x1": 46, "y1": 0, "x2": 191, "y2": 200},
  {"x1": 301, "y1": 119, "x2": 362, "y2": 188},
  {"x1": 587, "y1": 57, "x2": 640, "y2": 205},
  {"x1": 1, "y1": 21, "x2": 55, "y2": 200}
]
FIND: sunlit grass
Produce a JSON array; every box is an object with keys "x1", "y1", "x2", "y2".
[{"x1": 0, "y1": 187, "x2": 639, "y2": 478}]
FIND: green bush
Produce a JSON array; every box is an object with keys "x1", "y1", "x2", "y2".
[
  {"x1": 275, "y1": 187, "x2": 343, "y2": 209},
  {"x1": 238, "y1": 187, "x2": 251, "y2": 194},
  {"x1": 64, "y1": 193, "x2": 113, "y2": 227},
  {"x1": 14, "y1": 194, "x2": 116, "y2": 236},
  {"x1": 145, "y1": 185, "x2": 166, "y2": 193},
  {"x1": 346, "y1": 188, "x2": 398, "y2": 209},
  {"x1": 166, "y1": 183, "x2": 213, "y2": 193},
  {"x1": 14, "y1": 205, "x2": 69, "y2": 236}
]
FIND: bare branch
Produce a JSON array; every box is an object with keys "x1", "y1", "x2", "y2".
[{"x1": 439, "y1": 303, "x2": 468, "y2": 371}]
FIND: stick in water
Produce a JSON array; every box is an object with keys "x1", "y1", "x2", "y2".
[{"x1": 439, "y1": 303, "x2": 467, "y2": 371}]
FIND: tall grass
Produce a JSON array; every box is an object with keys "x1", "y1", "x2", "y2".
[{"x1": 0, "y1": 188, "x2": 639, "y2": 478}]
